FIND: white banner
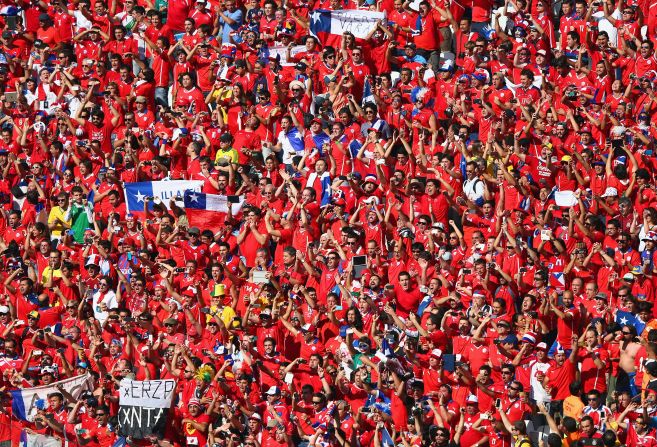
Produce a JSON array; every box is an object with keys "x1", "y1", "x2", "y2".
[
  {"x1": 118, "y1": 379, "x2": 176, "y2": 407},
  {"x1": 310, "y1": 9, "x2": 386, "y2": 40},
  {"x1": 268, "y1": 45, "x2": 306, "y2": 65},
  {"x1": 20, "y1": 431, "x2": 61, "y2": 447}
]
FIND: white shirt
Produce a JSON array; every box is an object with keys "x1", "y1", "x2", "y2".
[
  {"x1": 463, "y1": 176, "x2": 484, "y2": 202},
  {"x1": 92, "y1": 290, "x2": 118, "y2": 325}
]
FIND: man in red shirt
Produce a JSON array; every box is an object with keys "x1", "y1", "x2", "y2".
[{"x1": 393, "y1": 271, "x2": 423, "y2": 318}]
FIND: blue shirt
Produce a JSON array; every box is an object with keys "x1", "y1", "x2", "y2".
[{"x1": 220, "y1": 9, "x2": 243, "y2": 44}]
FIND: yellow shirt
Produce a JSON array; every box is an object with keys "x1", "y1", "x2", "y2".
[
  {"x1": 215, "y1": 148, "x2": 239, "y2": 165},
  {"x1": 206, "y1": 305, "x2": 236, "y2": 328},
  {"x1": 41, "y1": 267, "x2": 63, "y2": 285},
  {"x1": 48, "y1": 206, "x2": 71, "y2": 239}
]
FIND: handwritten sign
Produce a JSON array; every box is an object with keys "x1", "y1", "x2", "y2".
[{"x1": 118, "y1": 379, "x2": 176, "y2": 439}]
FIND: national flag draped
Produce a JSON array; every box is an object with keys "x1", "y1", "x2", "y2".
[
  {"x1": 183, "y1": 191, "x2": 245, "y2": 233},
  {"x1": 124, "y1": 180, "x2": 203, "y2": 215},
  {"x1": 309, "y1": 9, "x2": 385, "y2": 47},
  {"x1": 12, "y1": 373, "x2": 94, "y2": 421},
  {"x1": 380, "y1": 426, "x2": 395, "y2": 447},
  {"x1": 20, "y1": 431, "x2": 61, "y2": 447},
  {"x1": 616, "y1": 310, "x2": 646, "y2": 335},
  {"x1": 362, "y1": 77, "x2": 375, "y2": 106}
]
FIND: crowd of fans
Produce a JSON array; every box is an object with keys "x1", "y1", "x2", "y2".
[{"x1": 2, "y1": 0, "x2": 657, "y2": 446}]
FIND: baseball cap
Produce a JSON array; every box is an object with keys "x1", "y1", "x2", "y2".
[
  {"x1": 300, "y1": 323, "x2": 315, "y2": 333},
  {"x1": 266, "y1": 386, "x2": 281, "y2": 395},
  {"x1": 41, "y1": 366, "x2": 56, "y2": 375},
  {"x1": 601, "y1": 187, "x2": 618, "y2": 198}
]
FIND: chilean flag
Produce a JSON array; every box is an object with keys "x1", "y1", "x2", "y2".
[
  {"x1": 183, "y1": 191, "x2": 245, "y2": 233},
  {"x1": 310, "y1": 9, "x2": 386, "y2": 47},
  {"x1": 309, "y1": 10, "x2": 341, "y2": 47},
  {"x1": 124, "y1": 180, "x2": 203, "y2": 216}
]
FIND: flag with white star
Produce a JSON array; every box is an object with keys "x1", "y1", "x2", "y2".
[
  {"x1": 124, "y1": 180, "x2": 204, "y2": 215},
  {"x1": 616, "y1": 310, "x2": 645, "y2": 335},
  {"x1": 309, "y1": 9, "x2": 385, "y2": 47},
  {"x1": 183, "y1": 191, "x2": 245, "y2": 233}
]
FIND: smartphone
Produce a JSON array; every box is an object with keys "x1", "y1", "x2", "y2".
[
  {"x1": 352, "y1": 255, "x2": 367, "y2": 279},
  {"x1": 4, "y1": 92, "x2": 17, "y2": 103},
  {"x1": 443, "y1": 354, "x2": 456, "y2": 372},
  {"x1": 174, "y1": 267, "x2": 185, "y2": 273},
  {"x1": 228, "y1": 195, "x2": 241, "y2": 204},
  {"x1": 495, "y1": 398, "x2": 501, "y2": 408},
  {"x1": 462, "y1": 269, "x2": 472, "y2": 275},
  {"x1": 5, "y1": 16, "x2": 16, "y2": 31},
  {"x1": 361, "y1": 407, "x2": 371, "y2": 413}
]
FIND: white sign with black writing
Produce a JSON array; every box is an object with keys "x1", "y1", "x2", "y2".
[{"x1": 118, "y1": 379, "x2": 176, "y2": 439}]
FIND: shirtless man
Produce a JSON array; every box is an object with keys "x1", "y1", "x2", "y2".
[{"x1": 619, "y1": 325, "x2": 642, "y2": 396}]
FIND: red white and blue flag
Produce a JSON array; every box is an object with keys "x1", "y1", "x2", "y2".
[
  {"x1": 184, "y1": 191, "x2": 245, "y2": 233},
  {"x1": 124, "y1": 180, "x2": 203, "y2": 216},
  {"x1": 310, "y1": 9, "x2": 385, "y2": 47}
]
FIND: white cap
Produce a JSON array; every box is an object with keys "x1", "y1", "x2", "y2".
[
  {"x1": 466, "y1": 395, "x2": 478, "y2": 403},
  {"x1": 0, "y1": 306, "x2": 9, "y2": 314},
  {"x1": 601, "y1": 187, "x2": 618, "y2": 198},
  {"x1": 266, "y1": 386, "x2": 280, "y2": 395},
  {"x1": 430, "y1": 348, "x2": 442, "y2": 359}
]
